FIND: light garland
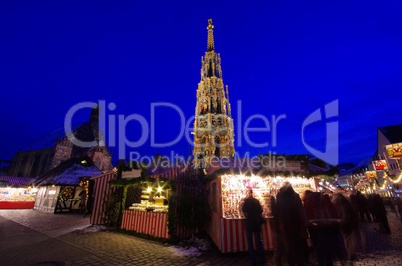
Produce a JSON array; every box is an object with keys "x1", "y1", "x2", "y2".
[
  {"x1": 373, "y1": 171, "x2": 402, "y2": 191},
  {"x1": 386, "y1": 172, "x2": 402, "y2": 184},
  {"x1": 379, "y1": 182, "x2": 387, "y2": 190}
]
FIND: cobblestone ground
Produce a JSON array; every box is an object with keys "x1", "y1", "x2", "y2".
[
  {"x1": 353, "y1": 211, "x2": 402, "y2": 266},
  {"x1": 0, "y1": 209, "x2": 401, "y2": 266}
]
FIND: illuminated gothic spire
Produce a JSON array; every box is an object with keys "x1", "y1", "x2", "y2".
[
  {"x1": 193, "y1": 19, "x2": 235, "y2": 170},
  {"x1": 207, "y1": 19, "x2": 214, "y2": 52}
]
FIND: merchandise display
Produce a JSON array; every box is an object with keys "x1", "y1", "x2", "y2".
[
  {"x1": 221, "y1": 174, "x2": 316, "y2": 219},
  {"x1": 128, "y1": 187, "x2": 168, "y2": 213},
  {"x1": 0, "y1": 187, "x2": 36, "y2": 202}
]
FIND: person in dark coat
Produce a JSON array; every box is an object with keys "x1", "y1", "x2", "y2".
[
  {"x1": 242, "y1": 189, "x2": 265, "y2": 265},
  {"x1": 79, "y1": 189, "x2": 87, "y2": 214},
  {"x1": 276, "y1": 182, "x2": 308, "y2": 266},
  {"x1": 396, "y1": 196, "x2": 402, "y2": 220},
  {"x1": 372, "y1": 194, "x2": 391, "y2": 234},
  {"x1": 367, "y1": 194, "x2": 377, "y2": 222},
  {"x1": 305, "y1": 192, "x2": 346, "y2": 265},
  {"x1": 331, "y1": 193, "x2": 359, "y2": 261},
  {"x1": 356, "y1": 191, "x2": 372, "y2": 222},
  {"x1": 271, "y1": 195, "x2": 284, "y2": 265}
]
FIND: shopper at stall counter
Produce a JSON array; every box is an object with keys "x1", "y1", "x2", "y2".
[{"x1": 242, "y1": 189, "x2": 266, "y2": 265}]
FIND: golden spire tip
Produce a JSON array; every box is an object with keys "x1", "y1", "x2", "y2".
[{"x1": 207, "y1": 18, "x2": 214, "y2": 30}]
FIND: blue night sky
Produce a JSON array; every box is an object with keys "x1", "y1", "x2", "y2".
[{"x1": 1, "y1": 1, "x2": 401, "y2": 166}]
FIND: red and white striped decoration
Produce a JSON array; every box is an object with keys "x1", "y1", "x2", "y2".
[
  {"x1": 120, "y1": 210, "x2": 196, "y2": 240},
  {"x1": 174, "y1": 225, "x2": 197, "y2": 240},
  {"x1": 220, "y1": 218, "x2": 275, "y2": 253},
  {"x1": 90, "y1": 171, "x2": 117, "y2": 225},
  {"x1": 121, "y1": 210, "x2": 169, "y2": 239}
]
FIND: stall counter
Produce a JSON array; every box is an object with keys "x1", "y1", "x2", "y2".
[
  {"x1": 220, "y1": 217, "x2": 276, "y2": 253},
  {"x1": 121, "y1": 210, "x2": 169, "y2": 239}
]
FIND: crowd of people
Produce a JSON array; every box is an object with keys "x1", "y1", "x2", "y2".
[{"x1": 241, "y1": 182, "x2": 398, "y2": 266}]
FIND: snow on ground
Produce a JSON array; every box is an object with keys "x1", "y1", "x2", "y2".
[
  {"x1": 169, "y1": 236, "x2": 211, "y2": 257},
  {"x1": 73, "y1": 225, "x2": 107, "y2": 234},
  {"x1": 169, "y1": 246, "x2": 203, "y2": 257}
]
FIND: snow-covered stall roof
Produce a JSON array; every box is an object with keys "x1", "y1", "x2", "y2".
[
  {"x1": 0, "y1": 176, "x2": 34, "y2": 187},
  {"x1": 34, "y1": 156, "x2": 103, "y2": 186},
  {"x1": 206, "y1": 157, "x2": 260, "y2": 175}
]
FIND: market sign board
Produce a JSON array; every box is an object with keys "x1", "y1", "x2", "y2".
[
  {"x1": 365, "y1": 171, "x2": 377, "y2": 179},
  {"x1": 372, "y1": 160, "x2": 388, "y2": 171},
  {"x1": 122, "y1": 169, "x2": 142, "y2": 179},
  {"x1": 386, "y1": 142, "x2": 402, "y2": 158}
]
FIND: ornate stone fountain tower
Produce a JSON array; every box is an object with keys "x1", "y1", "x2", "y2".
[{"x1": 193, "y1": 19, "x2": 235, "y2": 169}]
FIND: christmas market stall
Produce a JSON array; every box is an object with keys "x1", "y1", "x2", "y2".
[
  {"x1": 33, "y1": 156, "x2": 102, "y2": 213},
  {"x1": 105, "y1": 161, "x2": 202, "y2": 240},
  {"x1": 0, "y1": 176, "x2": 35, "y2": 209},
  {"x1": 90, "y1": 170, "x2": 117, "y2": 225},
  {"x1": 204, "y1": 158, "x2": 317, "y2": 253},
  {"x1": 117, "y1": 166, "x2": 172, "y2": 239}
]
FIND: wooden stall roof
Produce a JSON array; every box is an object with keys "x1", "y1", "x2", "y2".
[
  {"x1": 204, "y1": 157, "x2": 262, "y2": 183},
  {"x1": 146, "y1": 161, "x2": 189, "y2": 179},
  {"x1": 206, "y1": 157, "x2": 260, "y2": 176},
  {"x1": 0, "y1": 176, "x2": 34, "y2": 187},
  {"x1": 33, "y1": 156, "x2": 102, "y2": 186},
  {"x1": 205, "y1": 156, "x2": 315, "y2": 182}
]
